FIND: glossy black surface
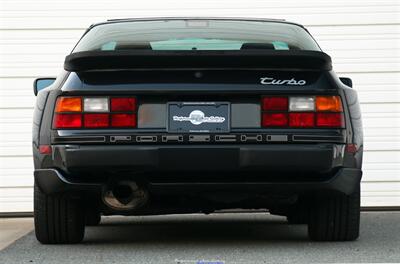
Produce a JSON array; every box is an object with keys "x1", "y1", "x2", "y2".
[{"x1": 32, "y1": 20, "x2": 363, "y2": 215}]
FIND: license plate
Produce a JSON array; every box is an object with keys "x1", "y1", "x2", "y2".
[{"x1": 167, "y1": 102, "x2": 230, "y2": 133}]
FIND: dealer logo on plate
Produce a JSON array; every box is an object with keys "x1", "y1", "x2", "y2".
[{"x1": 173, "y1": 110, "x2": 225, "y2": 125}]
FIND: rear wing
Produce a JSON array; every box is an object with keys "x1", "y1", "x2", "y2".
[{"x1": 64, "y1": 50, "x2": 332, "y2": 72}]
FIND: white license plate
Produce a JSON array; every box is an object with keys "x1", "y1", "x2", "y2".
[{"x1": 167, "y1": 102, "x2": 230, "y2": 133}]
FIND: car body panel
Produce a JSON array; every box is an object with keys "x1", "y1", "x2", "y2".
[{"x1": 32, "y1": 18, "x2": 363, "y2": 216}]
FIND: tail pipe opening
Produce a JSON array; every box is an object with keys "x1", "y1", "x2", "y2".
[{"x1": 102, "y1": 181, "x2": 148, "y2": 211}]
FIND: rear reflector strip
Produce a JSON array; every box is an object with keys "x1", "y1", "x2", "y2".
[
  {"x1": 39, "y1": 145, "x2": 52, "y2": 154},
  {"x1": 345, "y1": 144, "x2": 358, "y2": 153},
  {"x1": 53, "y1": 134, "x2": 346, "y2": 145}
]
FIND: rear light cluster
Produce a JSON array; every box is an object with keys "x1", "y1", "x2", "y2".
[
  {"x1": 53, "y1": 96, "x2": 137, "y2": 129},
  {"x1": 261, "y1": 96, "x2": 344, "y2": 128}
]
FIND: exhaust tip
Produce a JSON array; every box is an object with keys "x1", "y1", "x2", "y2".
[{"x1": 102, "y1": 181, "x2": 148, "y2": 211}]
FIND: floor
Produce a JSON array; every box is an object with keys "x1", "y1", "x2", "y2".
[
  {"x1": 0, "y1": 212, "x2": 399, "y2": 264},
  {"x1": 0, "y1": 217, "x2": 33, "y2": 250}
]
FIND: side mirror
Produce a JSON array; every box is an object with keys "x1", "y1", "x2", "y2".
[
  {"x1": 33, "y1": 78, "x2": 56, "y2": 96},
  {"x1": 339, "y1": 77, "x2": 353, "y2": 88}
]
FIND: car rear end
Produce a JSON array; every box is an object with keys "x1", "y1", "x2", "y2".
[{"x1": 32, "y1": 18, "x2": 363, "y2": 244}]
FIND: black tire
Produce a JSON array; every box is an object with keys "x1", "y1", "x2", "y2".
[
  {"x1": 85, "y1": 211, "x2": 101, "y2": 226},
  {"x1": 34, "y1": 183, "x2": 85, "y2": 244},
  {"x1": 308, "y1": 186, "x2": 360, "y2": 241},
  {"x1": 287, "y1": 213, "x2": 308, "y2": 225},
  {"x1": 286, "y1": 198, "x2": 309, "y2": 225}
]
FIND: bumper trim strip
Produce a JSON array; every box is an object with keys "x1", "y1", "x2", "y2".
[{"x1": 51, "y1": 133, "x2": 345, "y2": 144}]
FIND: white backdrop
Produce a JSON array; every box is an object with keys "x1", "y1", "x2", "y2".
[{"x1": 0, "y1": 0, "x2": 399, "y2": 212}]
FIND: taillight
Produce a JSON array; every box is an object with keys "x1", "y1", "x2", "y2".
[
  {"x1": 316, "y1": 96, "x2": 343, "y2": 112},
  {"x1": 84, "y1": 113, "x2": 109, "y2": 128},
  {"x1": 83, "y1": 98, "x2": 109, "y2": 112},
  {"x1": 54, "y1": 114, "x2": 82, "y2": 128},
  {"x1": 111, "y1": 98, "x2": 137, "y2": 112},
  {"x1": 289, "y1": 113, "x2": 315, "y2": 127},
  {"x1": 55, "y1": 97, "x2": 82, "y2": 112},
  {"x1": 262, "y1": 97, "x2": 288, "y2": 111},
  {"x1": 289, "y1": 97, "x2": 315, "y2": 112},
  {"x1": 262, "y1": 113, "x2": 288, "y2": 127},
  {"x1": 261, "y1": 95, "x2": 344, "y2": 128},
  {"x1": 111, "y1": 114, "x2": 137, "y2": 127},
  {"x1": 316, "y1": 113, "x2": 345, "y2": 127},
  {"x1": 53, "y1": 96, "x2": 138, "y2": 129}
]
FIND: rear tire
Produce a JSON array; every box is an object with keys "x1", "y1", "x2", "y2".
[
  {"x1": 85, "y1": 212, "x2": 101, "y2": 226},
  {"x1": 308, "y1": 186, "x2": 360, "y2": 241},
  {"x1": 34, "y1": 183, "x2": 85, "y2": 244},
  {"x1": 286, "y1": 197, "x2": 309, "y2": 225},
  {"x1": 287, "y1": 213, "x2": 308, "y2": 225}
]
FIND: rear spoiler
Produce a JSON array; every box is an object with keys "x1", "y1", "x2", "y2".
[{"x1": 64, "y1": 50, "x2": 332, "y2": 72}]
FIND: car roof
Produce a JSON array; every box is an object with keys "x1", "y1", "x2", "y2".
[{"x1": 88, "y1": 17, "x2": 305, "y2": 29}]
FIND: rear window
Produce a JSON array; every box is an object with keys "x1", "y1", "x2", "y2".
[{"x1": 73, "y1": 19, "x2": 321, "y2": 52}]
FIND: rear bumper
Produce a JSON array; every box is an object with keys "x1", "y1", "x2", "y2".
[
  {"x1": 36, "y1": 143, "x2": 361, "y2": 195},
  {"x1": 34, "y1": 167, "x2": 362, "y2": 196},
  {"x1": 51, "y1": 143, "x2": 346, "y2": 173}
]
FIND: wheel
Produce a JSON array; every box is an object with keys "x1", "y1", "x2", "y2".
[
  {"x1": 34, "y1": 183, "x2": 85, "y2": 244},
  {"x1": 308, "y1": 186, "x2": 360, "y2": 241},
  {"x1": 85, "y1": 211, "x2": 101, "y2": 226},
  {"x1": 286, "y1": 198, "x2": 309, "y2": 225}
]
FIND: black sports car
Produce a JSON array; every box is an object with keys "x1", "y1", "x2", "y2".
[{"x1": 32, "y1": 18, "x2": 363, "y2": 244}]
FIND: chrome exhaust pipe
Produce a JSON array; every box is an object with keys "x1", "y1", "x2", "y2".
[{"x1": 102, "y1": 181, "x2": 148, "y2": 211}]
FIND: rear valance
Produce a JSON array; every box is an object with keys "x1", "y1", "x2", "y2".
[{"x1": 64, "y1": 50, "x2": 332, "y2": 72}]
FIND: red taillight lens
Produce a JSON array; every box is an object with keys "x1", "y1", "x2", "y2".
[
  {"x1": 261, "y1": 95, "x2": 345, "y2": 128},
  {"x1": 84, "y1": 114, "x2": 109, "y2": 128},
  {"x1": 289, "y1": 113, "x2": 315, "y2": 127},
  {"x1": 262, "y1": 97, "x2": 288, "y2": 111},
  {"x1": 39, "y1": 145, "x2": 52, "y2": 154},
  {"x1": 262, "y1": 113, "x2": 288, "y2": 127},
  {"x1": 111, "y1": 114, "x2": 137, "y2": 127},
  {"x1": 345, "y1": 144, "x2": 358, "y2": 153},
  {"x1": 111, "y1": 98, "x2": 137, "y2": 112},
  {"x1": 54, "y1": 96, "x2": 138, "y2": 129},
  {"x1": 316, "y1": 113, "x2": 344, "y2": 128},
  {"x1": 53, "y1": 114, "x2": 82, "y2": 128}
]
